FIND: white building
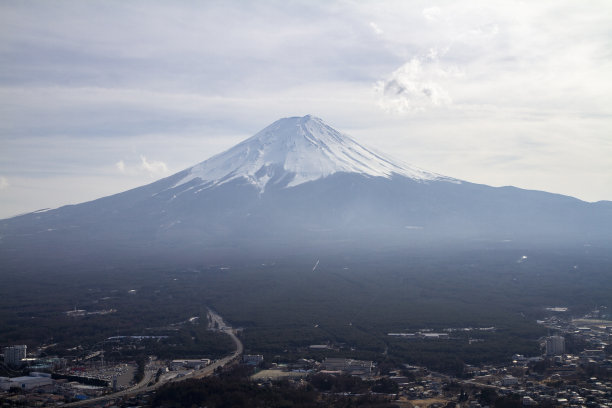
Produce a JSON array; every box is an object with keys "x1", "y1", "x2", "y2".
[
  {"x1": 523, "y1": 396, "x2": 538, "y2": 406},
  {"x1": 0, "y1": 373, "x2": 52, "y2": 391},
  {"x1": 170, "y1": 358, "x2": 211, "y2": 370},
  {"x1": 3, "y1": 345, "x2": 27, "y2": 367},
  {"x1": 545, "y1": 336, "x2": 565, "y2": 356}
]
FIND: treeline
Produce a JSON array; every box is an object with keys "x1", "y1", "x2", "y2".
[{"x1": 133, "y1": 356, "x2": 146, "y2": 384}]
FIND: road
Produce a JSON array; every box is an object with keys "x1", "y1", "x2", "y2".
[
  {"x1": 64, "y1": 309, "x2": 243, "y2": 407},
  {"x1": 191, "y1": 310, "x2": 244, "y2": 379}
]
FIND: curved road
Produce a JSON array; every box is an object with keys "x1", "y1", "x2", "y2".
[{"x1": 64, "y1": 311, "x2": 243, "y2": 407}]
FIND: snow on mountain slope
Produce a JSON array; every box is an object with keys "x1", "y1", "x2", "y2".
[{"x1": 174, "y1": 115, "x2": 456, "y2": 192}]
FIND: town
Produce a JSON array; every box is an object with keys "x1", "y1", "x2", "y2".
[{"x1": 1, "y1": 307, "x2": 610, "y2": 407}]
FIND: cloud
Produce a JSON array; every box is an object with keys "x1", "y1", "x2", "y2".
[
  {"x1": 140, "y1": 156, "x2": 169, "y2": 177},
  {"x1": 469, "y1": 23, "x2": 499, "y2": 37},
  {"x1": 369, "y1": 22, "x2": 383, "y2": 35},
  {"x1": 0, "y1": 0, "x2": 611, "y2": 217},
  {"x1": 114, "y1": 156, "x2": 169, "y2": 178},
  {"x1": 0, "y1": 176, "x2": 8, "y2": 190},
  {"x1": 375, "y1": 53, "x2": 459, "y2": 113},
  {"x1": 422, "y1": 6, "x2": 442, "y2": 22}
]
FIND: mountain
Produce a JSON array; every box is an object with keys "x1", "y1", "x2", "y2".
[
  {"x1": 1, "y1": 115, "x2": 611, "y2": 268},
  {"x1": 173, "y1": 114, "x2": 454, "y2": 192}
]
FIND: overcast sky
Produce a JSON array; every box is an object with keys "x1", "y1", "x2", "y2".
[{"x1": 1, "y1": 1, "x2": 611, "y2": 218}]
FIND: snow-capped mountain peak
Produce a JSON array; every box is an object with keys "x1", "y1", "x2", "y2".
[{"x1": 174, "y1": 115, "x2": 452, "y2": 192}]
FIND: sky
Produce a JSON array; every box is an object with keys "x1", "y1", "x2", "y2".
[{"x1": 1, "y1": 0, "x2": 611, "y2": 218}]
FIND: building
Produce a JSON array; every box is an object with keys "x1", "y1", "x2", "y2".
[
  {"x1": 322, "y1": 358, "x2": 347, "y2": 371},
  {"x1": 242, "y1": 355, "x2": 264, "y2": 365},
  {"x1": 545, "y1": 336, "x2": 565, "y2": 356},
  {"x1": 523, "y1": 396, "x2": 538, "y2": 406},
  {"x1": 0, "y1": 372, "x2": 52, "y2": 391},
  {"x1": 580, "y1": 349, "x2": 605, "y2": 361},
  {"x1": 501, "y1": 375, "x2": 518, "y2": 386},
  {"x1": 322, "y1": 358, "x2": 373, "y2": 376},
  {"x1": 170, "y1": 358, "x2": 211, "y2": 370},
  {"x1": 421, "y1": 333, "x2": 449, "y2": 339},
  {"x1": 3, "y1": 345, "x2": 27, "y2": 367}
]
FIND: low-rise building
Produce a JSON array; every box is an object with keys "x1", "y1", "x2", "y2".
[
  {"x1": 501, "y1": 375, "x2": 519, "y2": 386},
  {"x1": 170, "y1": 358, "x2": 211, "y2": 370},
  {"x1": 580, "y1": 349, "x2": 605, "y2": 361},
  {"x1": 0, "y1": 372, "x2": 53, "y2": 391},
  {"x1": 322, "y1": 358, "x2": 373, "y2": 376},
  {"x1": 243, "y1": 354, "x2": 264, "y2": 365}
]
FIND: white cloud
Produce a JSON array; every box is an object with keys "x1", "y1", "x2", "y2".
[
  {"x1": 0, "y1": 176, "x2": 8, "y2": 190},
  {"x1": 114, "y1": 156, "x2": 169, "y2": 178},
  {"x1": 375, "y1": 54, "x2": 459, "y2": 113},
  {"x1": 369, "y1": 22, "x2": 383, "y2": 35},
  {"x1": 422, "y1": 6, "x2": 442, "y2": 22},
  {"x1": 140, "y1": 155, "x2": 169, "y2": 177},
  {"x1": 468, "y1": 23, "x2": 499, "y2": 37},
  {"x1": 0, "y1": 0, "x2": 611, "y2": 218}
]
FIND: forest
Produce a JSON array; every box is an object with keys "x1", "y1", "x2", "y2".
[{"x1": 1, "y1": 245, "x2": 610, "y2": 373}]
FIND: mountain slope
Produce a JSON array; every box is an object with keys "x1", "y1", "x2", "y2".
[{"x1": 1, "y1": 115, "x2": 611, "y2": 268}]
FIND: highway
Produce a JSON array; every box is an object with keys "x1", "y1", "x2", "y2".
[{"x1": 64, "y1": 310, "x2": 243, "y2": 407}]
